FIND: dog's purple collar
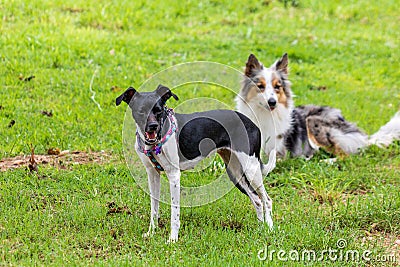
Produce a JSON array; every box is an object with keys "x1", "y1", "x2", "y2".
[{"x1": 136, "y1": 108, "x2": 177, "y2": 171}]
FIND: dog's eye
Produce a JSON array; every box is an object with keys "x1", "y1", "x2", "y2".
[
  {"x1": 256, "y1": 83, "x2": 265, "y2": 91},
  {"x1": 274, "y1": 83, "x2": 282, "y2": 91}
]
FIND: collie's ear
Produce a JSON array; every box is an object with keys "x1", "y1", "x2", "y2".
[
  {"x1": 245, "y1": 54, "x2": 263, "y2": 77},
  {"x1": 116, "y1": 87, "x2": 136, "y2": 106},
  {"x1": 274, "y1": 53, "x2": 289, "y2": 74},
  {"x1": 156, "y1": 84, "x2": 179, "y2": 103}
]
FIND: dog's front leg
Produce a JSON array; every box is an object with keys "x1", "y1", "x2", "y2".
[
  {"x1": 166, "y1": 169, "x2": 180, "y2": 243},
  {"x1": 143, "y1": 167, "x2": 161, "y2": 239}
]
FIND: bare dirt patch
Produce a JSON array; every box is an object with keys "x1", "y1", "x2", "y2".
[
  {"x1": 106, "y1": 201, "x2": 133, "y2": 216},
  {"x1": 0, "y1": 150, "x2": 115, "y2": 172}
]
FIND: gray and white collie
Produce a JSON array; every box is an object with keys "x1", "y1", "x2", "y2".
[{"x1": 236, "y1": 53, "x2": 400, "y2": 158}]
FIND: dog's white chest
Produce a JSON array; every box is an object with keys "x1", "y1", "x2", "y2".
[{"x1": 236, "y1": 100, "x2": 291, "y2": 155}]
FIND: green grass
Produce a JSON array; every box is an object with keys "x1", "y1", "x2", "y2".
[{"x1": 1, "y1": 0, "x2": 399, "y2": 266}]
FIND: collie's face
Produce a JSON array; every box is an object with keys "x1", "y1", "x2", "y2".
[{"x1": 242, "y1": 53, "x2": 292, "y2": 111}]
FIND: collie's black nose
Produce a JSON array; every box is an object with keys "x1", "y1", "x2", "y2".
[
  {"x1": 267, "y1": 98, "x2": 277, "y2": 107},
  {"x1": 147, "y1": 122, "x2": 158, "y2": 131}
]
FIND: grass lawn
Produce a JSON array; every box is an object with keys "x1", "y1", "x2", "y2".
[{"x1": 1, "y1": 0, "x2": 399, "y2": 266}]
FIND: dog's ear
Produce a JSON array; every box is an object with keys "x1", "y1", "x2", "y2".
[
  {"x1": 116, "y1": 87, "x2": 136, "y2": 106},
  {"x1": 245, "y1": 54, "x2": 263, "y2": 77},
  {"x1": 274, "y1": 53, "x2": 289, "y2": 74},
  {"x1": 156, "y1": 84, "x2": 179, "y2": 103}
]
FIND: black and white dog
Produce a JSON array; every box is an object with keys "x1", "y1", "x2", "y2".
[
  {"x1": 236, "y1": 53, "x2": 400, "y2": 158},
  {"x1": 116, "y1": 84, "x2": 276, "y2": 242}
]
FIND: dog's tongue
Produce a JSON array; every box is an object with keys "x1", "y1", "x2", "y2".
[{"x1": 146, "y1": 132, "x2": 156, "y2": 140}]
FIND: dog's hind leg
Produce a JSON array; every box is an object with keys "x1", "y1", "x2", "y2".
[
  {"x1": 218, "y1": 149, "x2": 264, "y2": 221},
  {"x1": 143, "y1": 166, "x2": 161, "y2": 239},
  {"x1": 239, "y1": 153, "x2": 273, "y2": 230},
  {"x1": 226, "y1": 167, "x2": 264, "y2": 221}
]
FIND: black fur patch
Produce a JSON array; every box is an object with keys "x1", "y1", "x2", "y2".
[{"x1": 176, "y1": 111, "x2": 261, "y2": 161}]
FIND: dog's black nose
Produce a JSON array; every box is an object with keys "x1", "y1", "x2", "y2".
[
  {"x1": 267, "y1": 98, "x2": 277, "y2": 107},
  {"x1": 148, "y1": 122, "x2": 158, "y2": 131}
]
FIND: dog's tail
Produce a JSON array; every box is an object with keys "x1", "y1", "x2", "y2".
[
  {"x1": 368, "y1": 111, "x2": 400, "y2": 147},
  {"x1": 261, "y1": 149, "x2": 277, "y2": 176},
  {"x1": 305, "y1": 115, "x2": 368, "y2": 155},
  {"x1": 329, "y1": 130, "x2": 368, "y2": 155}
]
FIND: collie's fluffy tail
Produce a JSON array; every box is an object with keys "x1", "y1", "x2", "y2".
[
  {"x1": 305, "y1": 113, "x2": 368, "y2": 155},
  {"x1": 306, "y1": 110, "x2": 400, "y2": 155},
  {"x1": 328, "y1": 130, "x2": 368, "y2": 155},
  {"x1": 261, "y1": 149, "x2": 276, "y2": 176},
  {"x1": 368, "y1": 111, "x2": 400, "y2": 147}
]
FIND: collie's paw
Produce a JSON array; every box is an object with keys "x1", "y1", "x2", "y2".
[{"x1": 320, "y1": 158, "x2": 337, "y2": 164}]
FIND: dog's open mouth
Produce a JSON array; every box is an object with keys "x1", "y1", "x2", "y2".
[
  {"x1": 145, "y1": 131, "x2": 158, "y2": 143},
  {"x1": 267, "y1": 105, "x2": 276, "y2": 111}
]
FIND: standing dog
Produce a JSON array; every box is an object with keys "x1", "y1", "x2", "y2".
[
  {"x1": 116, "y1": 84, "x2": 276, "y2": 242},
  {"x1": 236, "y1": 53, "x2": 400, "y2": 158}
]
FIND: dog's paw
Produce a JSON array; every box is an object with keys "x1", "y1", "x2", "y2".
[
  {"x1": 320, "y1": 158, "x2": 337, "y2": 164},
  {"x1": 256, "y1": 211, "x2": 264, "y2": 222},
  {"x1": 265, "y1": 212, "x2": 274, "y2": 231},
  {"x1": 166, "y1": 238, "x2": 177, "y2": 244},
  {"x1": 167, "y1": 233, "x2": 178, "y2": 244}
]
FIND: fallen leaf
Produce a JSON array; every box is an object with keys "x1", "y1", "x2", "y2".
[
  {"x1": 110, "y1": 229, "x2": 117, "y2": 239},
  {"x1": 221, "y1": 220, "x2": 243, "y2": 232},
  {"x1": 262, "y1": 0, "x2": 271, "y2": 6},
  {"x1": 111, "y1": 86, "x2": 122, "y2": 92},
  {"x1": 24, "y1": 75, "x2": 35, "y2": 81},
  {"x1": 309, "y1": 85, "x2": 327, "y2": 91},
  {"x1": 41, "y1": 110, "x2": 53, "y2": 117},
  {"x1": 8, "y1": 120, "x2": 15, "y2": 128},
  {"x1": 19, "y1": 74, "x2": 35, "y2": 81},
  {"x1": 106, "y1": 203, "x2": 132, "y2": 215},
  {"x1": 47, "y1": 148, "x2": 60, "y2": 155},
  {"x1": 107, "y1": 201, "x2": 117, "y2": 209},
  {"x1": 63, "y1": 7, "x2": 85, "y2": 13}
]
